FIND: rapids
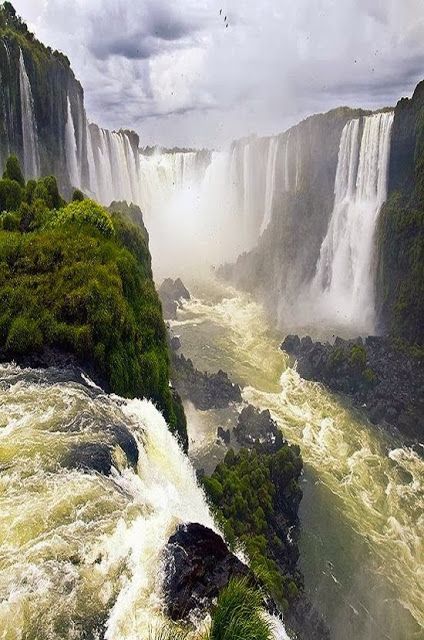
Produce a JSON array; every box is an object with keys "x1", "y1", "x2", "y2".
[{"x1": 171, "y1": 279, "x2": 424, "y2": 640}]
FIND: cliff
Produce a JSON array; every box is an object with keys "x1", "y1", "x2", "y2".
[
  {"x1": 376, "y1": 81, "x2": 424, "y2": 347},
  {"x1": 219, "y1": 106, "x2": 367, "y2": 326}
]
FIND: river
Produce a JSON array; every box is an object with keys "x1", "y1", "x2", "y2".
[{"x1": 170, "y1": 277, "x2": 424, "y2": 640}]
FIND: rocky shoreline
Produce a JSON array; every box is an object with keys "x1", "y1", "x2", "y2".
[{"x1": 281, "y1": 334, "x2": 424, "y2": 443}]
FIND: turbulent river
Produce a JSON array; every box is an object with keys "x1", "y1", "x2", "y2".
[{"x1": 171, "y1": 278, "x2": 424, "y2": 640}]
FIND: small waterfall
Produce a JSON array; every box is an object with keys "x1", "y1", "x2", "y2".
[
  {"x1": 260, "y1": 137, "x2": 279, "y2": 233},
  {"x1": 310, "y1": 111, "x2": 394, "y2": 332},
  {"x1": 65, "y1": 95, "x2": 80, "y2": 188},
  {"x1": 284, "y1": 131, "x2": 291, "y2": 191},
  {"x1": 19, "y1": 49, "x2": 40, "y2": 178}
]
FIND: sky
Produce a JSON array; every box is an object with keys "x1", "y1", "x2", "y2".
[{"x1": 11, "y1": 0, "x2": 424, "y2": 148}]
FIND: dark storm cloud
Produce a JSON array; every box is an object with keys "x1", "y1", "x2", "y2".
[{"x1": 87, "y1": 1, "x2": 205, "y2": 61}]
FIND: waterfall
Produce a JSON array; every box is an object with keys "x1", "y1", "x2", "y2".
[
  {"x1": 284, "y1": 131, "x2": 291, "y2": 191},
  {"x1": 310, "y1": 111, "x2": 394, "y2": 332},
  {"x1": 260, "y1": 136, "x2": 279, "y2": 233},
  {"x1": 65, "y1": 96, "x2": 80, "y2": 188},
  {"x1": 18, "y1": 49, "x2": 40, "y2": 178}
]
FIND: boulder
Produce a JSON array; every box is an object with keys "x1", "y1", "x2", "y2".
[
  {"x1": 64, "y1": 442, "x2": 112, "y2": 475},
  {"x1": 217, "y1": 426, "x2": 231, "y2": 444},
  {"x1": 163, "y1": 523, "x2": 251, "y2": 620}
]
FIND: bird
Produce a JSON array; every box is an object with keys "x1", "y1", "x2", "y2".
[{"x1": 219, "y1": 9, "x2": 222, "y2": 15}]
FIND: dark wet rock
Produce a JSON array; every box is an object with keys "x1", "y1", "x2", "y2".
[
  {"x1": 163, "y1": 523, "x2": 251, "y2": 620},
  {"x1": 107, "y1": 424, "x2": 139, "y2": 468},
  {"x1": 282, "y1": 334, "x2": 424, "y2": 442},
  {"x1": 172, "y1": 354, "x2": 242, "y2": 410},
  {"x1": 286, "y1": 597, "x2": 331, "y2": 640},
  {"x1": 64, "y1": 443, "x2": 113, "y2": 475},
  {"x1": 234, "y1": 404, "x2": 283, "y2": 453},
  {"x1": 159, "y1": 278, "x2": 191, "y2": 320},
  {"x1": 217, "y1": 426, "x2": 231, "y2": 444},
  {"x1": 170, "y1": 335, "x2": 182, "y2": 352}
]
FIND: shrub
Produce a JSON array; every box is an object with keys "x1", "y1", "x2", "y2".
[
  {"x1": 0, "y1": 178, "x2": 23, "y2": 212},
  {"x1": 3, "y1": 155, "x2": 25, "y2": 187},
  {"x1": 6, "y1": 316, "x2": 43, "y2": 353},
  {"x1": 207, "y1": 578, "x2": 273, "y2": 640},
  {"x1": 349, "y1": 344, "x2": 367, "y2": 370},
  {"x1": 1, "y1": 212, "x2": 20, "y2": 231},
  {"x1": 50, "y1": 200, "x2": 115, "y2": 237},
  {"x1": 72, "y1": 189, "x2": 85, "y2": 202}
]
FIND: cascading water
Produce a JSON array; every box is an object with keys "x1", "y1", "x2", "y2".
[
  {"x1": 309, "y1": 111, "x2": 394, "y2": 333},
  {"x1": 65, "y1": 95, "x2": 80, "y2": 189},
  {"x1": 0, "y1": 364, "x2": 213, "y2": 638},
  {"x1": 18, "y1": 49, "x2": 40, "y2": 178},
  {"x1": 260, "y1": 137, "x2": 279, "y2": 234}
]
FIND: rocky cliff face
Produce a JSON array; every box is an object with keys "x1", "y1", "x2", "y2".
[
  {"x1": 0, "y1": 5, "x2": 88, "y2": 192},
  {"x1": 219, "y1": 106, "x2": 368, "y2": 329},
  {"x1": 375, "y1": 81, "x2": 424, "y2": 346}
]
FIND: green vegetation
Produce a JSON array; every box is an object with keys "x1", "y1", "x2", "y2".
[
  {"x1": 203, "y1": 445, "x2": 302, "y2": 610},
  {"x1": 151, "y1": 579, "x2": 273, "y2": 640},
  {"x1": 0, "y1": 156, "x2": 187, "y2": 446},
  {"x1": 376, "y1": 87, "x2": 424, "y2": 348},
  {"x1": 328, "y1": 343, "x2": 376, "y2": 387}
]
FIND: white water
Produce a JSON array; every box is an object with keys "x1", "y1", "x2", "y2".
[
  {"x1": 307, "y1": 112, "x2": 394, "y2": 333},
  {"x1": 172, "y1": 280, "x2": 424, "y2": 640},
  {"x1": 18, "y1": 49, "x2": 40, "y2": 178},
  {"x1": 65, "y1": 95, "x2": 80, "y2": 189},
  {"x1": 0, "y1": 364, "x2": 289, "y2": 639}
]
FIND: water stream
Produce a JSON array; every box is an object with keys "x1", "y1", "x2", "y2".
[{"x1": 171, "y1": 278, "x2": 424, "y2": 640}]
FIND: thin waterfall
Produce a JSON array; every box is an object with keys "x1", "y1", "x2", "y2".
[
  {"x1": 65, "y1": 96, "x2": 80, "y2": 188},
  {"x1": 284, "y1": 131, "x2": 291, "y2": 191},
  {"x1": 260, "y1": 136, "x2": 279, "y2": 233},
  {"x1": 19, "y1": 49, "x2": 40, "y2": 178},
  {"x1": 311, "y1": 111, "x2": 394, "y2": 331}
]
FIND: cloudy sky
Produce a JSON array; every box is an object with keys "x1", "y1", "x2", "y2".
[{"x1": 12, "y1": 0, "x2": 424, "y2": 147}]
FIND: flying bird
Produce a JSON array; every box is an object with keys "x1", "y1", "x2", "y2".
[{"x1": 219, "y1": 9, "x2": 222, "y2": 15}]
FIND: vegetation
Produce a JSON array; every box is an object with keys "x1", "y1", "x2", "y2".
[
  {"x1": 203, "y1": 445, "x2": 303, "y2": 610},
  {"x1": 376, "y1": 86, "x2": 424, "y2": 348},
  {"x1": 151, "y1": 579, "x2": 274, "y2": 640},
  {"x1": 0, "y1": 156, "x2": 187, "y2": 446}
]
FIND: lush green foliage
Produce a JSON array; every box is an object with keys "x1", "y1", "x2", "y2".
[
  {"x1": 150, "y1": 579, "x2": 274, "y2": 640},
  {"x1": 3, "y1": 154, "x2": 24, "y2": 186},
  {"x1": 46, "y1": 199, "x2": 115, "y2": 238},
  {"x1": 203, "y1": 446, "x2": 302, "y2": 610},
  {"x1": 0, "y1": 156, "x2": 187, "y2": 446},
  {"x1": 206, "y1": 578, "x2": 272, "y2": 640}
]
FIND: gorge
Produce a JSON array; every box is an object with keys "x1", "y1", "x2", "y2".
[{"x1": 0, "y1": 3, "x2": 423, "y2": 640}]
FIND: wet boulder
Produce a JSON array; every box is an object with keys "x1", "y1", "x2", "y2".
[
  {"x1": 64, "y1": 442, "x2": 113, "y2": 475},
  {"x1": 163, "y1": 523, "x2": 251, "y2": 620},
  {"x1": 159, "y1": 278, "x2": 191, "y2": 319}
]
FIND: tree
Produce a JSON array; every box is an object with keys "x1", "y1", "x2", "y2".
[
  {"x1": 3, "y1": 155, "x2": 25, "y2": 188},
  {"x1": 0, "y1": 178, "x2": 23, "y2": 212}
]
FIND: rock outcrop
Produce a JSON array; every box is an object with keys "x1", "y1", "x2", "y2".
[
  {"x1": 234, "y1": 404, "x2": 283, "y2": 453},
  {"x1": 163, "y1": 522, "x2": 251, "y2": 620},
  {"x1": 172, "y1": 353, "x2": 242, "y2": 410},
  {"x1": 158, "y1": 278, "x2": 190, "y2": 320},
  {"x1": 282, "y1": 334, "x2": 424, "y2": 441}
]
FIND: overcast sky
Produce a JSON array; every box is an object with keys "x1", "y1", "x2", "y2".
[{"x1": 12, "y1": 0, "x2": 424, "y2": 148}]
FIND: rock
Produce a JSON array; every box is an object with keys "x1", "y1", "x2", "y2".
[
  {"x1": 159, "y1": 278, "x2": 191, "y2": 319},
  {"x1": 170, "y1": 335, "x2": 181, "y2": 352},
  {"x1": 217, "y1": 426, "x2": 231, "y2": 444},
  {"x1": 64, "y1": 443, "x2": 112, "y2": 475},
  {"x1": 172, "y1": 354, "x2": 242, "y2": 410},
  {"x1": 281, "y1": 334, "x2": 424, "y2": 442},
  {"x1": 234, "y1": 404, "x2": 284, "y2": 453},
  {"x1": 163, "y1": 523, "x2": 251, "y2": 621},
  {"x1": 107, "y1": 423, "x2": 138, "y2": 468}
]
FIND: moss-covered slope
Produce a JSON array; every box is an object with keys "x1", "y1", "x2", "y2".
[{"x1": 0, "y1": 157, "x2": 187, "y2": 447}]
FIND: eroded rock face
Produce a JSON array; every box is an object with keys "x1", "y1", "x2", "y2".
[
  {"x1": 282, "y1": 334, "x2": 424, "y2": 441},
  {"x1": 163, "y1": 522, "x2": 251, "y2": 620}
]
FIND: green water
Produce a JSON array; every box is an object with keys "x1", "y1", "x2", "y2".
[{"x1": 171, "y1": 278, "x2": 424, "y2": 640}]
